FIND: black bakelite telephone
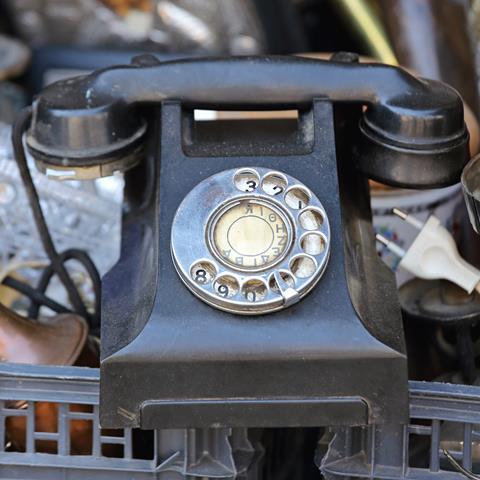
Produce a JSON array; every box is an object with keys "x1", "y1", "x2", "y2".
[{"x1": 26, "y1": 54, "x2": 469, "y2": 429}]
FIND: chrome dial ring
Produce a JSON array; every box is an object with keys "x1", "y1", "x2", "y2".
[{"x1": 171, "y1": 167, "x2": 331, "y2": 315}]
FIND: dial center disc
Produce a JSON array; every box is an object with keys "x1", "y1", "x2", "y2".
[
  {"x1": 210, "y1": 199, "x2": 291, "y2": 271},
  {"x1": 227, "y1": 216, "x2": 274, "y2": 256}
]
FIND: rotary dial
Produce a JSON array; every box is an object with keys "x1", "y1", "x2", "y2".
[{"x1": 171, "y1": 167, "x2": 330, "y2": 315}]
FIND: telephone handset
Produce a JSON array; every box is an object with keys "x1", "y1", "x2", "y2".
[
  {"x1": 27, "y1": 55, "x2": 468, "y2": 188},
  {"x1": 171, "y1": 167, "x2": 330, "y2": 314},
  {"x1": 25, "y1": 55, "x2": 470, "y2": 429}
]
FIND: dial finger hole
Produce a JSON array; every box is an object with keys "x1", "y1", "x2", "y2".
[
  {"x1": 242, "y1": 279, "x2": 268, "y2": 302},
  {"x1": 290, "y1": 255, "x2": 316, "y2": 278},
  {"x1": 285, "y1": 186, "x2": 310, "y2": 209},
  {"x1": 300, "y1": 233, "x2": 326, "y2": 256},
  {"x1": 190, "y1": 261, "x2": 217, "y2": 285},
  {"x1": 213, "y1": 275, "x2": 239, "y2": 298},
  {"x1": 269, "y1": 271, "x2": 295, "y2": 293},
  {"x1": 262, "y1": 172, "x2": 288, "y2": 196},
  {"x1": 234, "y1": 169, "x2": 260, "y2": 193},
  {"x1": 299, "y1": 208, "x2": 324, "y2": 230}
]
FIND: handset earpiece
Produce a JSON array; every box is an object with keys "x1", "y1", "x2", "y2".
[
  {"x1": 26, "y1": 71, "x2": 147, "y2": 180},
  {"x1": 26, "y1": 55, "x2": 469, "y2": 186},
  {"x1": 358, "y1": 77, "x2": 469, "y2": 188}
]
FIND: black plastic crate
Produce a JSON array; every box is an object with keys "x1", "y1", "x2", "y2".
[
  {"x1": 0, "y1": 362, "x2": 263, "y2": 479},
  {"x1": 321, "y1": 381, "x2": 480, "y2": 480}
]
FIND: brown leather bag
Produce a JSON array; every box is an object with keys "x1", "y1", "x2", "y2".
[
  {"x1": 0, "y1": 303, "x2": 88, "y2": 365},
  {"x1": 0, "y1": 303, "x2": 103, "y2": 454}
]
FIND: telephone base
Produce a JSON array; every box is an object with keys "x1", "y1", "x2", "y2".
[{"x1": 100, "y1": 100, "x2": 408, "y2": 429}]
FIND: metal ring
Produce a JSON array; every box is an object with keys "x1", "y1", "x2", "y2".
[{"x1": 171, "y1": 167, "x2": 331, "y2": 315}]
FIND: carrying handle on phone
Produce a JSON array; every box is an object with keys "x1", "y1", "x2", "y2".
[{"x1": 26, "y1": 55, "x2": 469, "y2": 188}]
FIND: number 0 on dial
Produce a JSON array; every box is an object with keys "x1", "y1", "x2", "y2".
[{"x1": 171, "y1": 167, "x2": 330, "y2": 315}]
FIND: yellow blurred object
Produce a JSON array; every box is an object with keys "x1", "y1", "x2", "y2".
[
  {"x1": 0, "y1": 283, "x2": 20, "y2": 307},
  {"x1": 0, "y1": 260, "x2": 49, "y2": 308},
  {"x1": 335, "y1": 0, "x2": 398, "y2": 65}
]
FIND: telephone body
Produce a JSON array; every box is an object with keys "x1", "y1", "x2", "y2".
[{"x1": 26, "y1": 55, "x2": 469, "y2": 429}]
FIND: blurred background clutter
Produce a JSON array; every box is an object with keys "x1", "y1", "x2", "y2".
[{"x1": 2, "y1": 1, "x2": 480, "y2": 479}]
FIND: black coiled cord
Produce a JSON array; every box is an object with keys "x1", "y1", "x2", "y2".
[{"x1": 6, "y1": 107, "x2": 101, "y2": 333}]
